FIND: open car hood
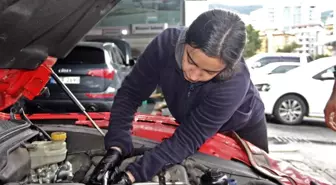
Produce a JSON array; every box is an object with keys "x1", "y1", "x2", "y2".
[{"x1": 0, "y1": 0, "x2": 119, "y2": 110}]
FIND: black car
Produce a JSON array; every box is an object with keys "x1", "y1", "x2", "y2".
[{"x1": 25, "y1": 41, "x2": 131, "y2": 113}]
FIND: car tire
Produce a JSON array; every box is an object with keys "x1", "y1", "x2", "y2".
[{"x1": 273, "y1": 94, "x2": 307, "y2": 125}]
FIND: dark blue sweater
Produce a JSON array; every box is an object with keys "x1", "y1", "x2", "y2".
[{"x1": 104, "y1": 28, "x2": 265, "y2": 182}]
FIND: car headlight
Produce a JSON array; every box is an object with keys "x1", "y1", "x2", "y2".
[{"x1": 255, "y1": 83, "x2": 271, "y2": 92}]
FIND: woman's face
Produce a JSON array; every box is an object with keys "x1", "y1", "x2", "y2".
[{"x1": 182, "y1": 44, "x2": 225, "y2": 83}]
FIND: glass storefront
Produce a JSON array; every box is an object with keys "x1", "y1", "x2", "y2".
[{"x1": 96, "y1": 0, "x2": 182, "y2": 27}]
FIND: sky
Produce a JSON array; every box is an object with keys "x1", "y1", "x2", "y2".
[{"x1": 208, "y1": 0, "x2": 334, "y2": 11}]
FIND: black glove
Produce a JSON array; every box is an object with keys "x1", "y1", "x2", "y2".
[
  {"x1": 89, "y1": 148, "x2": 122, "y2": 185},
  {"x1": 111, "y1": 171, "x2": 132, "y2": 185}
]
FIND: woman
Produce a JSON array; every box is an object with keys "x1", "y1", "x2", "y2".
[{"x1": 89, "y1": 9, "x2": 267, "y2": 185}]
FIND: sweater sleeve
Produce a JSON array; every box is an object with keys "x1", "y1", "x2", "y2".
[
  {"x1": 104, "y1": 29, "x2": 172, "y2": 155},
  {"x1": 126, "y1": 65, "x2": 251, "y2": 182}
]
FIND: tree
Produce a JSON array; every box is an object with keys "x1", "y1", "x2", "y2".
[
  {"x1": 244, "y1": 24, "x2": 262, "y2": 58},
  {"x1": 277, "y1": 42, "x2": 301, "y2": 53}
]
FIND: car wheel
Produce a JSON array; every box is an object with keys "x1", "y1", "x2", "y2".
[{"x1": 273, "y1": 95, "x2": 307, "y2": 125}]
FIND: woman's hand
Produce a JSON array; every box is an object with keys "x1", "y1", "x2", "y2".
[
  {"x1": 111, "y1": 171, "x2": 135, "y2": 185},
  {"x1": 89, "y1": 148, "x2": 122, "y2": 185}
]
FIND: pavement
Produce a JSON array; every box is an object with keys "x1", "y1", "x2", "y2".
[{"x1": 267, "y1": 119, "x2": 336, "y2": 184}]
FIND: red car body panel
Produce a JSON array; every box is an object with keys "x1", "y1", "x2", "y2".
[
  {"x1": 0, "y1": 57, "x2": 57, "y2": 110},
  {"x1": 0, "y1": 57, "x2": 332, "y2": 185}
]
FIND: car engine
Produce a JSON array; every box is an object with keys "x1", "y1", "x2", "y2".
[
  {"x1": 29, "y1": 161, "x2": 73, "y2": 183},
  {"x1": 26, "y1": 132, "x2": 74, "y2": 184},
  {"x1": 0, "y1": 119, "x2": 278, "y2": 185},
  {"x1": 0, "y1": 119, "x2": 213, "y2": 185}
]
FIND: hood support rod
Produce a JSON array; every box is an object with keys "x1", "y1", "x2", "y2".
[{"x1": 50, "y1": 69, "x2": 105, "y2": 136}]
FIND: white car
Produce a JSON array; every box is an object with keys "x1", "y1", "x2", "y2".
[
  {"x1": 246, "y1": 53, "x2": 313, "y2": 70},
  {"x1": 250, "y1": 62, "x2": 300, "y2": 83},
  {"x1": 254, "y1": 56, "x2": 336, "y2": 125}
]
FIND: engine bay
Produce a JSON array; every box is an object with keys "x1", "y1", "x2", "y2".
[
  {"x1": 1, "y1": 133, "x2": 218, "y2": 185},
  {"x1": 0, "y1": 118, "x2": 277, "y2": 185}
]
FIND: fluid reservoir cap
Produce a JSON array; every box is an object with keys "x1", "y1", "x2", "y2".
[{"x1": 51, "y1": 132, "x2": 67, "y2": 141}]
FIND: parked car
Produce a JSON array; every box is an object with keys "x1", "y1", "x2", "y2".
[
  {"x1": 0, "y1": 1, "x2": 333, "y2": 185},
  {"x1": 254, "y1": 56, "x2": 336, "y2": 125},
  {"x1": 83, "y1": 35, "x2": 136, "y2": 66},
  {"x1": 250, "y1": 62, "x2": 300, "y2": 83},
  {"x1": 246, "y1": 53, "x2": 313, "y2": 70},
  {"x1": 83, "y1": 36, "x2": 136, "y2": 83},
  {"x1": 25, "y1": 41, "x2": 128, "y2": 113}
]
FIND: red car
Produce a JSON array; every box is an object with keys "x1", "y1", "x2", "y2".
[{"x1": 0, "y1": 1, "x2": 332, "y2": 185}]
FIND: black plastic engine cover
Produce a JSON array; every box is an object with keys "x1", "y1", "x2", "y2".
[
  {"x1": 0, "y1": 147, "x2": 30, "y2": 182},
  {"x1": 0, "y1": 120, "x2": 38, "y2": 183},
  {"x1": 0, "y1": 0, "x2": 119, "y2": 69}
]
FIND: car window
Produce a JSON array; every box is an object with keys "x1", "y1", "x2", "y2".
[
  {"x1": 270, "y1": 65, "x2": 299, "y2": 74},
  {"x1": 281, "y1": 57, "x2": 300, "y2": 63},
  {"x1": 327, "y1": 67, "x2": 335, "y2": 73},
  {"x1": 312, "y1": 66, "x2": 336, "y2": 80},
  {"x1": 57, "y1": 46, "x2": 105, "y2": 64},
  {"x1": 110, "y1": 45, "x2": 125, "y2": 65},
  {"x1": 257, "y1": 57, "x2": 281, "y2": 67}
]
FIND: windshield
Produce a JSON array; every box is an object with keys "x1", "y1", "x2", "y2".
[{"x1": 56, "y1": 46, "x2": 105, "y2": 64}]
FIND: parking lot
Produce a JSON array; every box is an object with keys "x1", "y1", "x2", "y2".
[{"x1": 267, "y1": 119, "x2": 336, "y2": 184}]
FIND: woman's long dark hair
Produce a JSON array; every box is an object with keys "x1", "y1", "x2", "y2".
[{"x1": 185, "y1": 9, "x2": 247, "y2": 81}]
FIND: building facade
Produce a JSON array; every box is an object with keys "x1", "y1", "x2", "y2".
[
  {"x1": 250, "y1": 2, "x2": 322, "y2": 31},
  {"x1": 258, "y1": 30, "x2": 296, "y2": 53},
  {"x1": 87, "y1": 0, "x2": 185, "y2": 55},
  {"x1": 250, "y1": 2, "x2": 326, "y2": 56},
  {"x1": 290, "y1": 24, "x2": 326, "y2": 55}
]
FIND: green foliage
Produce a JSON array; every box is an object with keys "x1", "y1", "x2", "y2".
[
  {"x1": 244, "y1": 24, "x2": 262, "y2": 58},
  {"x1": 277, "y1": 42, "x2": 301, "y2": 53}
]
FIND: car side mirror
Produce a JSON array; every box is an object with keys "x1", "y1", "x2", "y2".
[{"x1": 320, "y1": 72, "x2": 335, "y2": 80}]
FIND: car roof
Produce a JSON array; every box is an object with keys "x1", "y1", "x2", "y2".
[
  {"x1": 286, "y1": 56, "x2": 336, "y2": 75},
  {"x1": 76, "y1": 41, "x2": 115, "y2": 49},
  {"x1": 254, "y1": 53, "x2": 310, "y2": 57}
]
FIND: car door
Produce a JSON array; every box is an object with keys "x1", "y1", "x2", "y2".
[{"x1": 307, "y1": 66, "x2": 335, "y2": 117}]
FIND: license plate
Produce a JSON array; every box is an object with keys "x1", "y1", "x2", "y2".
[{"x1": 59, "y1": 76, "x2": 80, "y2": 84}]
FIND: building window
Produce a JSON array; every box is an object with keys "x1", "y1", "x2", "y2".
[{"x1": 96, "y1": 0, "x2": 182, "y2": 27}]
